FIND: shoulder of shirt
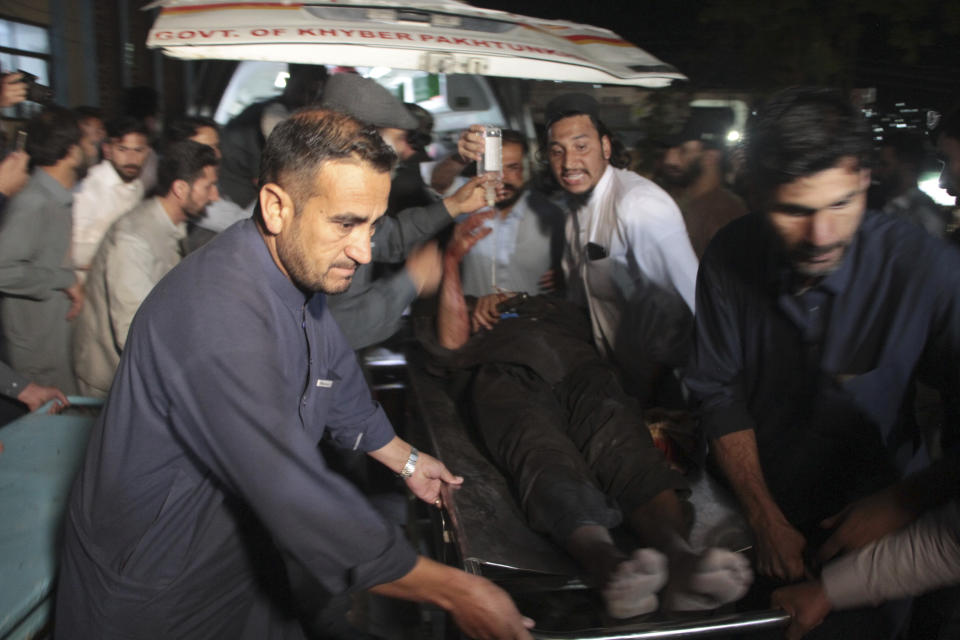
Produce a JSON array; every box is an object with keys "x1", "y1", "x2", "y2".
[
  {"x1": 138, "y1": 224, "x2": 272, "y2": 331},
  {"x1": 5, "y1": 175, "x2": 44, "y2": 208},
  {"x1": 859, "y1": 210, "x2": 956, "y2": 267},
  {"x1": 606, "y1": 168, "x2": 687, "y2": 240},
  {"x1": 112, "y1": 198, "x2": 163, "y2": 233},
  {"x1": 76, "y1": 160, "x2": 117, "y2": 192},
  {"x1": 5, "y1": 173, "x2": 62, "y2": 214},
  {"x1": 523, "y1": 189, "x2": 565, "y2": 216},
  {"x1": 700, "y1": 212, "x2": 766, "y2": 269},
  {"x1": 609, "y1": 168, "x2": 680, "y2": 213}
]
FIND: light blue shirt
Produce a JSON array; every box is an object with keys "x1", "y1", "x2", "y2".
[{"x1": 461, "y1": 189, "x2": 565, "y2": 297}]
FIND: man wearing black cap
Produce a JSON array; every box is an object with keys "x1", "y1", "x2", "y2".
[
  {"x1": 660, "y1": 110, "x2": 747, "y2": 259},
  {"x1": 543, "y1": 93, "x2": 698, "y2": 403},
  {"x1": 320, "y1": 73, "x2": 489, "y2": 350}
]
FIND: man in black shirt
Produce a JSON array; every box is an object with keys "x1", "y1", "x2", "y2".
[{"x1": 685, "y1": 88, "x2": 960, "y2": 634}]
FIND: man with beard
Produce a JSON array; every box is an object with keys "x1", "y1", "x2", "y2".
[
  {"x1": 538, "y1": 94, "x2": 698, "y2": 403},
  {"x1": 685, "y1": 88, "x2": 960, "y2": 636},
  {"x1": 459, "y1": 96, "x2": 698, "y2": 402},
  {"x1": 73, "y1": 116, "x2": 151, "y2": 276},
  {"x1": 451, "y1": 127, "x2": 565, "y2": 301},
  {"x1": 0, "y1": 106, "x2": 96, "y2": 394},
  {"x1": 72, "y1": 141, "x2": 219, "y2": 397},
  {"x1": 56, "y1": 109, "x2": 534, "y2": 640},
  {"x1": 660, "y1": 111, "x2": 746, "y2": 259},
  {"x1": 320, "y1": 73, "x2": 490, "y2": 350}
]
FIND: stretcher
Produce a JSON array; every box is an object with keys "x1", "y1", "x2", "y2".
[
  {"x1": 0, "y1": 398, "x2": 102, "y2": 640},
  {"x1": 400, "y1": 348, "x2": 791, "y2": 638}
]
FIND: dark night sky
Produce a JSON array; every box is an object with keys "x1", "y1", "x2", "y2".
[{"x1": 470, "y1": 0, "x2": 960, "y2": 111}]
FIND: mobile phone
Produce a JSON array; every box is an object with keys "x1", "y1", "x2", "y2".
[
  {"x1": 15, "y1": 130, "x2": 27, "y2": 152},
  {"x1": 586, "y1": 242, "x2": 608, "y2": 261},
  {"x1": 495, "y1": 292, "x2": 528, "y2": 315}
]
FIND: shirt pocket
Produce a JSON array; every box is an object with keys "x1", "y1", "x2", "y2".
[
  {"x1": 300, "y1": 369, "x2": 341, "y2": 442},
  {"x1": 584, "y1": 254, "x2": 629, "y2": 302}
]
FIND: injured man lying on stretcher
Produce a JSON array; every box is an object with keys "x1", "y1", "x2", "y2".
[{"x1": 416, "y1": 211, "x2": 753, "y2": 619}]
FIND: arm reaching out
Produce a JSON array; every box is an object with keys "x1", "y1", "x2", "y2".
[
  {"x1": 371, "y1": 556, "x2": 535, "y2": 640},
  {"x1": 430, "y1": 124, "x2": 483, "y2": 194},
  {"x1": 438, "y1": 210, "x2": 494, "y2": 349},
  {"x1": 818, "y1": 448, "x2": 960, "y2": 562},
  {"x1": 712, "y1": 429, "x2": 807, "y2": 581}
]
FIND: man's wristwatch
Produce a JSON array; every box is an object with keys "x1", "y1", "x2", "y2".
[{"x1": 399, "y1": 446, "x2": 419, "y2": 478}]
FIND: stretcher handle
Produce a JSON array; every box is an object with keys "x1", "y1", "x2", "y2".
[
  {"x1": 33, "y1": 395, "x2": 105, "y2": 414},
  {"x1": 530, "y1": 609, "x2": 791, "y2": 639}
]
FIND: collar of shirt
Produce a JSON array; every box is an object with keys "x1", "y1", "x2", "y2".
[
  {"x1": 242, "y1": 218, "x2": 311, "y2": 314},
  {"x1": 146, "y1": 196, "x2": 188, "y2": 241},
  {"x1": 32, "y1": 167, "x2": 74, "y2": 208},
  {"x1": 100, "y1": 159, "x2": 143, "y2": 194},
  {"x1": 499, "y1": 189, "x2": 530, "y2": 222}
]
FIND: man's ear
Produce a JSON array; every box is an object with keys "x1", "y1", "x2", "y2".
[
  {"x1": 171, "y1": 178, "x2": 189, "y2": 201},
  {"x1": 259, "y1": 183, "x2": 294, "y2": 236},
  {"x1": 67, "y1": 143, "x2": 82, "y2": 166},
  {"x1": 101, "y1": 140, "x2": 112, "y2": 161},
  {"x1": 601, "y1": 135, "x2": 611, "y2": 161},
  {"x1": 859, "y1": 168, "x2": 872, "y2": 191}
]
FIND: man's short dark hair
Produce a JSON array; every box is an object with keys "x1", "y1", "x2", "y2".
[
  {"x1": 74, "y1": 105, "x2": 103, "y2": 124},
  {"x1": 106, "y1": 116, "x2": 150, "y2": 141},
  {"x1": 745, "y1": 87, "x2": 872, "y2": 200},
  {"x1": 501, "y1": 129, "x2": 528, "y2": 155},
  {"x1": 258, "y1": 108, "x2": 397, "y2": 213},
  {"x1": 156, "y1": 140, "x2": 219, "y2": 197},
  {"x1": 164, "y1": 116, "x2": 220, "y2": 147},
  {"x1": 25, "y1": 105, "x2": 81, "y2": 167}
]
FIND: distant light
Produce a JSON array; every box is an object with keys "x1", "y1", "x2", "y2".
[
  {"x1": 274, "y1": 71, "x2": 289, "y2": 89},
  {"x1": 919, "y1": 174, "x2": 956, "y2": 206},
  {"x1": 726, "y1": 129, "x2": 741, "y2": 143}
]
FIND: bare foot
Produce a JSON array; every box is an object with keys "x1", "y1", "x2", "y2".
[
  {"x1": 662, "y1": 547, "x2": 752, "y2": 611},
  {"x1": 602, "y1": 548, "x2": 668, "y2": 619}
]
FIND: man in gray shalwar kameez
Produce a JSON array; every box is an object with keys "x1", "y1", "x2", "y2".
[{"x1": 0, "y1": 106, "x2": 98, "y2": 394}]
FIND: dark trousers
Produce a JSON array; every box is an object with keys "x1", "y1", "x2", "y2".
[{"x1": 470, "y1": 361, "x2": 684, "y2": 545}]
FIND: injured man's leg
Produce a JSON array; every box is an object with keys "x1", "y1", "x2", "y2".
[
  {"x1": 471, "y1": 362, "x2": 752, "y2": 619},
  {"x1": 564, "y1": 490, "x2": 751, "y2": 618}
]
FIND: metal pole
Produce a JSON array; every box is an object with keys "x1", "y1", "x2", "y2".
[{"x1": 530, "y1": 610, "x2": 791, "y2": 640}]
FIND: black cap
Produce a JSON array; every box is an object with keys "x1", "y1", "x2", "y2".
[
  {"x1": 544, "y1": 93, "x2": 600, "y2": 129},
  {"x1": 660, "y1": 108, "x2": 734, "y2": 148}
]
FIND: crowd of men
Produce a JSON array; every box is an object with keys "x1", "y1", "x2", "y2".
[{"x1": 1, "y1": 64, "x2": 960, "y2": 640}]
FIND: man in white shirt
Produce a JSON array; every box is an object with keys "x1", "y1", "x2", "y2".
[
  {"x1": 448, "y1": 128, "x2": 565, "y2": 299},
  {"x1": 73, "y1": 140, "x2": 219, "y2": 397},
  {"x1": 548, "y1": 93, "x2": 699, "y2": 402},
  {"x1": 72, "y1": 116, "x2": 150, "y2": 276}
]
